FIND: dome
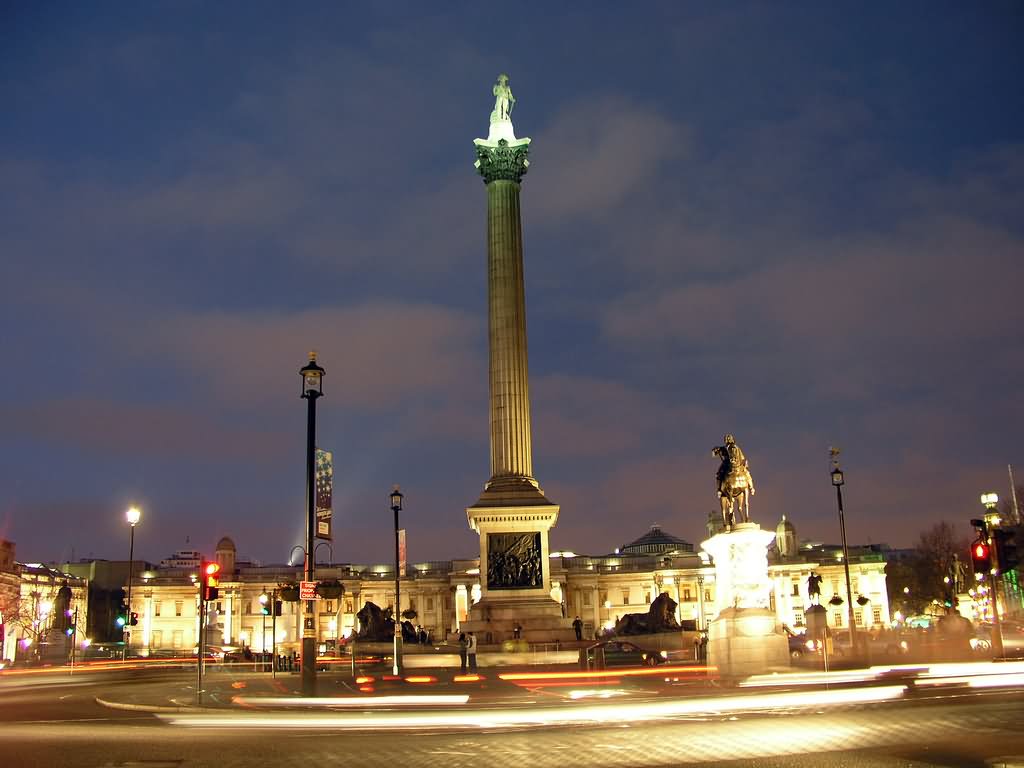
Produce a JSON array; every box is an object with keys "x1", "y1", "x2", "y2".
[
  {"x1": 776, "y1": 515, "x2": 796, "y2": 533},
  {"x1": 215, "y1": 536, "x2": 236, "y2": 552},
  {"x1": 775, "y1": 515, "x2": 798, "y2": 558},
  {"x1": 620, "y1": 525, "x2": 694, "y2": 555}
]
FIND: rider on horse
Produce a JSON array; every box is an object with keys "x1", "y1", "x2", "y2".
[{"x1": 713, "y1": 434, "x2": 755, "y2": 528}]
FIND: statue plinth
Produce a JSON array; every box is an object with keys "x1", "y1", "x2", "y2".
[{"x1": 701, "y1": 524, "x2": 789, "y2": 680}]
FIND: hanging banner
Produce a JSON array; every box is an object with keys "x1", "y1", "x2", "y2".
[
  {"x1": 315, "y1": 448, "x2": 333, "y2": 541},
  {"x1": 398, "y1": 528, "x2": 407, "y2": 577}
]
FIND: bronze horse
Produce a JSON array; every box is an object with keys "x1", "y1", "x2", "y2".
[{"x1": 713, "y1": 443, "x2": 755, "y2": 529}]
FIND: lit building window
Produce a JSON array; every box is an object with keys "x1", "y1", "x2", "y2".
[{"x1": 175, "y1": 601, "x2": 183, "y2": 617}]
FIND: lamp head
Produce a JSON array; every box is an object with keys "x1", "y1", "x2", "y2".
[
  {"x1": 126, "y1": 507, "x2": 141, "y2": 526},
  {"x1": 300, "y1": 352, "x2": 325, "y2": 398},
  {"x1": 390, "y1": 485, "x2": 404, "y2": 513}
]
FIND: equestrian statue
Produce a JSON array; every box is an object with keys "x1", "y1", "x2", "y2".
[{"x1": 712, "y1": 434, "x2": 755, "y2": 529}]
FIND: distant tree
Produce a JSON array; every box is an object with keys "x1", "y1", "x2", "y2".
[{"x1": 886, "y1": 521, "x2": 970, "y2": 616}]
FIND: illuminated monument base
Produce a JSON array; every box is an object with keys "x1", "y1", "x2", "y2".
[
  {"x1": 702, "y1": 523, "x2": 790, "y2": 679},
  {"x1": 462, "y1": 497, "x2": 576, "y2": 644}
]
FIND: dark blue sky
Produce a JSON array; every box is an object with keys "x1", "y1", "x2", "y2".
[{"x1": 2, "y1": 2, "x2": 1022, "y2": 567}]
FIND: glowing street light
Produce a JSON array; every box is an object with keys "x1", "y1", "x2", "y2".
[
  {"x1": 390, "y1": 485, "x2": 404, "y2": 676},
  {"x1": 124, "y1": 506, "x2": 141, "y2": 661}
]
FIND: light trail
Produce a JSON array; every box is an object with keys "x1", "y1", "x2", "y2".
[
  {"x1": 233, "y1": 694, "x2": 470, "y2": 708},
  {"x1": 166, "y1": 684, "x2": 904, "y2": 730}
]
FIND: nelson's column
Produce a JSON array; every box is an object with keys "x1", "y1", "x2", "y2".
[{"x1": 463, "y1": 75, "x2": 574, "y2": 643}]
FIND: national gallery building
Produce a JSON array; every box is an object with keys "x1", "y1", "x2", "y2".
[{"x1": 107, "y1": 516, "x2": 890, "y2": 656}]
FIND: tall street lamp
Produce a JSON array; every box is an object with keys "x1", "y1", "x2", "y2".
[
  {"x1": 300, "y1": 352, "x2": 324, "y2": 696},
  {"x1": 829, "y1": 450, "x2": 859, "y2": 656},
  {"x1": 390, "y1": 485, "x2": 404, "y2": 676},
  {"x1": 124, "y1": 506, "x2": 141, "y2": 661}
]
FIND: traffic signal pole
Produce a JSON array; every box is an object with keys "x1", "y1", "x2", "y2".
[{"x1": 196, "y1": 593, "x2": 206, "y2": 704}]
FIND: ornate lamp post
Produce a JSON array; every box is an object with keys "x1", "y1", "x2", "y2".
[
  {"x1": 299, "y1": 352, "x2": 324, "y2": 695},
  {"x1": 124, "y1": 506, "x2": 141, "y2": 661},
  {"x1": 829, "y1": 450, "x2": 859, "y2": 656},
  {"x1": 390, "y1": 486, "x2": 404, "y2": 676}
]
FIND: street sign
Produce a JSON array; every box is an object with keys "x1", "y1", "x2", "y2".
[{"x1": 300, "y1": 581, "x2": 317, "y2": 600}]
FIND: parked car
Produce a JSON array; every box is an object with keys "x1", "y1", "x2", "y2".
[{"x1": 579, "y1": 640, "x2": 668, "y2": 669}]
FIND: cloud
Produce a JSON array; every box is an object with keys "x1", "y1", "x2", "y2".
[
  {"x1": 527, "y1": 97, "x2": 688, "y2": 221},
  {"x1": 0, "y1": 398, "x2": 289, "y2": 462}
]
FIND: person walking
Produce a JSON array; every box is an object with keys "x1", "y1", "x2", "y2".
[
  {"x1": 458, "y1": 632, "x2": 468, "y2": 674},
  {"x1": 572, "y1": 616, "x2": 583, "y2": 641},
  {"x1": 467, "y1": 632, "x2": 478, "y2": 672}
]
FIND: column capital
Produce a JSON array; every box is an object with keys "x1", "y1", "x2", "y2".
[{"x1": 474, "y1": 138, "x2": 530, "y2": 184}]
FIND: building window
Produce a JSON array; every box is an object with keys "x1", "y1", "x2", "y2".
[
  {"x1": 325, "y1": 601, "x2": 334, "y2": 613},
  {"x1": 873, "y1": 608, "x2": 882, "y2": 625},
  {"x1": 583, "y1": 592, "x2": 591, "y2": 607},
  {"x1": 244, "y1": 601, "x2": 251, "y2": 615},
  {"x1": 172, "y1": 630, "x2": 183, "y2": 649},
  {"x1": 151, "y1": 630, "x2": 162, "y2": 648},
  {"x1": 622, "y1": 591, "x2": 630, "y2": 605},
  {"x1": 345, "y1": 600, "x2": 354, "y2": 613},
  {"x1": 175, "y1": 601, "x2": 183, "y2": 617},
  {"x1": 426, "y1": 597, "x2": 434, "y2": 612},
  {"x1": 791, "y1": 582, "x2": 800, "y2": 597},
  {"x1": 793, "y1": 611, "x2": 804, "y2": 627},
  {"x1": 683, "y1": 588, "x2": 692, "y2": 602},
  {"x1": 154, "y1": 602, "x2": 161, "y2": 617},
  {"x1": 704, "y1": 590, "x2": 711, "y2": 602},
  {"x1": 834, "y1": 612, "x2": 844, "y2": 628}
]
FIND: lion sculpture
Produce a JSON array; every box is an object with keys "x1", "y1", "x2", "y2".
[
  {"x1": 355, "y1": 601, "x2": 419, "y2": 642},
  {"x1": 613, "y1": 592, "x2": 682, "y2": 636}
]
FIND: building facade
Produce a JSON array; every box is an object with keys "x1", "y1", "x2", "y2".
[
  {"x1": 2, "y1": 557, "x2": 89, "y2": 664},
  {"x1": 125, "y1": 523, "x2": 890, "y2": 655}
]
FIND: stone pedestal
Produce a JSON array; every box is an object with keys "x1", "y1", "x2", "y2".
[
  {"x1": 463, "y1": 500, "x2": 574, "y2": 644},
  {"x1": 701, "y1": 524, "x2": 789, "y2": 679}
]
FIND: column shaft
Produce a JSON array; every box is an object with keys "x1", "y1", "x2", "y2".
[{"x1": 486, "y1": 179, "x2": 533, "y2": 480}]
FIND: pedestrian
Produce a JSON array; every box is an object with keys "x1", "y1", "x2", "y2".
[
  {"x1": 513, "y1": 622, "x2": 522, "y2": 640},
  {"x1": 458, "y1": 632, "x2": 467, "y2": 674},
  {"x1": 572, "y1": 615, "x2": 583, "y2": 641},
  {"x1": 467, "y1": 631, "x2": 478, "y2": 672}
]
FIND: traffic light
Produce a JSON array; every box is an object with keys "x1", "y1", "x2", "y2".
[
  {"x1": 994, "y1": 526, "x2": 1020, "y2": 572},
  {"x1": 971, "y1": 538, "x2": 991, "y2": 576},
  {"x1": 201, "y1": 562, "x2": 221, "y2": 602},
  {"x1": 130, "y1": 612, "x2": 139, "y2": 626},
  {"x1": 259, "y1": 593, "x2": 270, "y2": 616},
  {"x1": 274, "y1": 600, "x2": 283, "y2": 617},
  {"x1": 65, "y1": 624, "x2": 75, "y2": 637},
  {"x1": 116, "y1": 615, "x2": 127, "y2": 628}
]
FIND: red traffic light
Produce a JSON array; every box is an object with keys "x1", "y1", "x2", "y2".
[
  {"x1": 973, "y1": 541, "x2": 989, "y2": 559},
  {"x1": 201, "y1": 561, "x2": 221, "y2": 601}
]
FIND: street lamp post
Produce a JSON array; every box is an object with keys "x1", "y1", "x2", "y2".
[
  {"x1": 300, "y1": 352, "x2": 325, "y2": 696},
  {"x1": 124, "y1": 506, "x2": 141, "y2": 661},
  {"x1": 390, "y1": 486, "x2": 404, "y2": 676},
  {"x1": 829, "y1": 450, "x2": 859, "y2": 656}
]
